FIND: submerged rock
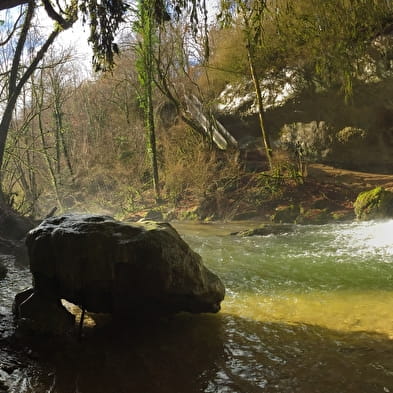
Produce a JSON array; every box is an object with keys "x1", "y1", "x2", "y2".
[
  {"x1": 17, "y1": 214, "x2": 224, "y2": 333},
  {"x1": 234, "y1": 223, "x2": 294, "y2": 237}
]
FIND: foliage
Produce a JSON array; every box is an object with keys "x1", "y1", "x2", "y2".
[
  {"x1": 202, "y1": 25, "x2": 248, "y2": 92},
  {"x1": 79, "y1": 0, "x2": 127, "y2": 71},
  {"x1": 3, "y1": 48, "x2": 149, "y2": 216},
  {"x1": 160, "y1": 124, "x2": 241, "y2": 208},
  {"x1": 2, "y1": 0, "x2": 393, "y2": 220},
  {"x1": 277, "y1": 0, "x2": 393, "y2": 97},
  {"x1": 208, "y1": 0, "x2": 393, "y2": 97}
]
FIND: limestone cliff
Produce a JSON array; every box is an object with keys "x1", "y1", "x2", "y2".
[{"x1": 213, "y1": 34, "x2": 393, "y2": 173}]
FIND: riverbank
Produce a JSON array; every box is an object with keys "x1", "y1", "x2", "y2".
[{"x1": 124, "y1": 163, "x2": 393, "y2": 224}]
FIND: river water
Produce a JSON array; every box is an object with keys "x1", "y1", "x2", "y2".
[{"x1": 1, "y1": 220, "x2": 393, "y2": 392}]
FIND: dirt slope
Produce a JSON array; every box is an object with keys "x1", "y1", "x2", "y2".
[{"x1": 308, "y1": 164, "x2": 393, "y2": 191}]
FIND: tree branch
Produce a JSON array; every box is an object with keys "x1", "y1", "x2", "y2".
[
  {"x1": 0, "y1": 0, "x2": 28, "y2": 11},
  {"x1": 9, "y1": 0, "x2": 34, "y2": 99},
  {"x1": 42, "y1": 0, "x2": 74, "y2": 29},
  {"x1": 0, "y1": 11, "x2": 23, "y2": 46}
]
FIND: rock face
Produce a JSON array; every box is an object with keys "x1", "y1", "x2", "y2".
[
  {"x1": 354, "y1": 187, "x2": 393, "y2": 220},
  {"x1": 22, "y1": 214, "x2": 225, "y2": 322},
  {"x1": 0, "y1": 261, "x2": 6, "y2": 279},
  {"x1": 13, "y1": 288, "x2": 75, "y2": 336},
  {"x1": 215, "y1": 65, "x2": 393, "y2": 173}
]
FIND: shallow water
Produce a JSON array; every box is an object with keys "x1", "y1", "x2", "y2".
[{"x1": 1, "y1": 220, "x2": 393, "y2": 392}]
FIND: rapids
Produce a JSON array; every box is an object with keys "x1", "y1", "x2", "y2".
[{"x1": 0, "y1": 220, "x2": 392, "y2": 392}]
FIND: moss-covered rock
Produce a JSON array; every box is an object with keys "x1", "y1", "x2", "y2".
[
  {"x1": 296, "y1": 208, "x2": 331, "y2": 225},
  {"x1": 354, "y1": 186, "x2": 393, "y2": 220},
  {"x1": 271, "y1": 204, "x2": 300, "y2": 223},
  {"x1": 178, "y1": 207, "x2": 202, "y2": 221},
  {"x1": 331, "y1": 210, "x2": 355, "y2": 222},
  {"x1": 144, "y1": 208, "x2": 164, "y2": 221}
]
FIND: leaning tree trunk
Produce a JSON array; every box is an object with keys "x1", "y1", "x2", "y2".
[{"x1": 246, "y1": 44, "x2": 273, "y2": 171}]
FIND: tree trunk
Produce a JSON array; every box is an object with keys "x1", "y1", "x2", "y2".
[
  {"x1": 146, "y1": 77, "x2": 160, "y2": 200},
  {"x1": 246, "y1": 44, "x2": 273, "y2": 171},
  {"x1": 136, "y1": 0, "x2": 161, "y2": 201},
  {"x1": 33, "y1": 77, "x2": 64, "y2": 211},
  {"x1": 0, "y1": 28, "x2": 60, "y2": 194}
]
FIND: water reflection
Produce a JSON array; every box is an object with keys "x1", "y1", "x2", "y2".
[
  {"x1": 7, "y1": 313, "x2": 225, "y2": 393},
  {"x1": 4, "y1": 312, "x2": 393, "y2": 393}
]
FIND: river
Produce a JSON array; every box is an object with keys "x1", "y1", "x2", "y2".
[{"x1": 1, "y1": 220, "x2": 393, "y2": 392}]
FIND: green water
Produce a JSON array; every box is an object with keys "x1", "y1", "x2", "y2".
[
  {"x1": 1, "y1": 220, "x2": 393, "y2": 392},
  {"x1": 179, "y1": 221, "x2": 393, "y2": 337}
]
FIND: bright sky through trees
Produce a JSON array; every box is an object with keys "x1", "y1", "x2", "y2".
[
  {"x1": 0, "y1": 6, "x2": 91, "y2": 73},
  {"x1": 0, "y1": 0, "x2": 219, "y2": 76}
]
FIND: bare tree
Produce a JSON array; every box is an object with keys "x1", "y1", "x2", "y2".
[{"x1": 0, "y1": 1, "x2": 77, "y2": 198}]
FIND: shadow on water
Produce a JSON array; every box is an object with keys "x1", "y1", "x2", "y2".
[{"x1": 3, "y1": 312, "x2": 393, "y2": 393}]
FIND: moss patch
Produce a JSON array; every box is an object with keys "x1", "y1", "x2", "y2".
[{"x1": 354, "y1": 186, "x2": 393, "y2": 220}]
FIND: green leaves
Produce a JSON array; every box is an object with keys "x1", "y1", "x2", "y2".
[
  {"x1": 275, "y1": 0, "x2": 392, "y2": 97},
  {"x1": 77, "y1": 0, "x2": 206, "y2": 72},
  {"x1": 79, "y1": 0, "x2": 128, "y2": 72},
  {"x1": 214, "y1": 0, "x2": 392, "y2": 98}
]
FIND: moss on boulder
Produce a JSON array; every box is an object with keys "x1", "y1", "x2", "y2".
[
  {"x1": 271, "y1": 204, "x2": 301, "y2": 223},
  {"x1": 296, "y1": 208, "x2": 331, "y2": 225},
  {"x1": 354, "y1": 186, "x2": 393, "y2": 220}
]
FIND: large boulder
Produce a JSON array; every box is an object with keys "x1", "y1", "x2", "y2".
[
  {"x1": 22, "y1": 214, "x2": 225, "y2": 319},
  {"x1": 354, "y1": 186, "x2": 393, "y2": 220}
]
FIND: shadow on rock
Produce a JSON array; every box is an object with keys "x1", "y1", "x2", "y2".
[{"x1": 12, "y1": 313, "x2": 225, "y2": 393}]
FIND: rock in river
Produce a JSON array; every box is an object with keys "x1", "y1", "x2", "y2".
[{"x1": 15, "y1": 214, "x2": 225, "y2": 334}]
